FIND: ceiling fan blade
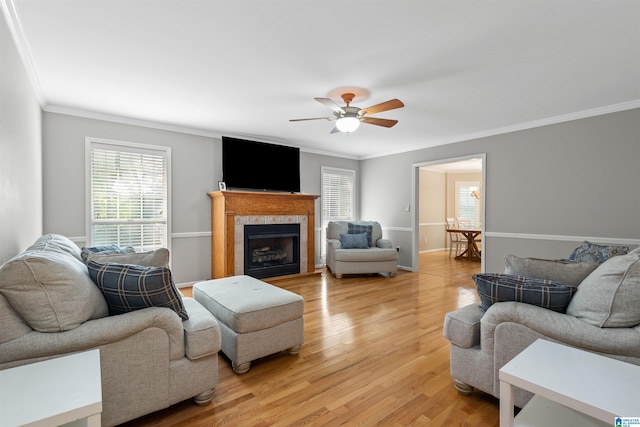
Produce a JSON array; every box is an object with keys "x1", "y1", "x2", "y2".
[
  {"x1": 289, "y1": 117, "x2": 334, "y2": 122},
  {"x1": 360, "y1": 117, "x2": 399, "y2": 128},
  {"x1": 330, "y1": 126, "x2": 341, "y2": 134},
  {"x1": 359, "y1": 98, "x2": 404, "y2": 116},
  {"x1": 315, "y1": 97, "x2": 345, "y2": 114}
]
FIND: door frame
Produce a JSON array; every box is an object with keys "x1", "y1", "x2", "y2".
[{"x1": 411, "y1": 153, "x2": 486, "y2": 272}]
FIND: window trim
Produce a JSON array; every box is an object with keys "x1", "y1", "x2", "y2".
[{"x1": 84, "y1": 137, "x2": 172, "y2": 252}]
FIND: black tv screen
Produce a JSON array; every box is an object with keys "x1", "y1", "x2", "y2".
[{"x1": 222, "y1": 136, "x2": 301, "y2": 193}]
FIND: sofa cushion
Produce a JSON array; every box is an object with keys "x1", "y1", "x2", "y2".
[
  {"x1": 348, "y1": 223, "x2": 373, "y2": 246},
  {"x1": 566, "y1": 253, "x2": 640, "y2": 327},
  {"x1": 503, "y1": 254, "x2": 599, "y2": 286},
  {"x1": 87, "y1": 260, "x2": 188, "y2": 320},
  {"x1": 0, "y1": 251, "x2": 109, "y2": 332},
  {"x1": 81, "y1": 245, "x2": 135, "y2": 264},
  {"x1": 340, "y1": 232, "x2": 369, "y2": 249},
  {"x1": 333, "y1": 247, "x2": 398, "y2": 262},
  {"x1": 0, "y1": 292, "x2": 33, "y2": 344},
  {"x1": 566, "y1": 241, "x2": 629, "y2": 263},
  {"x1": 473, "y1": 273, "x2": 577, "y2": 313},
  {"x1": 85, "y1": 248, "x2": 170, "y2": 267}
]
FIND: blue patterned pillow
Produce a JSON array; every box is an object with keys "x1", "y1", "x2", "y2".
[
  {"x1": 348, "y1": 223, "x2": 373, "y2": 247},
  {"x1": 87, "y1": 260, "x2": 188, "y2": 320},
  {"x1": 340, "y1": 232, "x2": 369, "y2": 249},
  {"x1": 567, "y1": 241, "x2": 629, "y2": 263},
  {"x1": 81, "y1": 245, "x2": 135, "y2": 264},
  {"x1": 473, "y1": 273, "x2": 577, "y2": 313}
]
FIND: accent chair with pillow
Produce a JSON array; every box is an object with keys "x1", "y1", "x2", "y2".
[
  {"x1": 443, "y1": 243, "x2": 640, "y2": 408},
  {"x1": 326, "y1": 221, "x2": 398, "y2": 278},
  {"x1": 0, "y1": 234, "x2": 222, "y2": 427}
]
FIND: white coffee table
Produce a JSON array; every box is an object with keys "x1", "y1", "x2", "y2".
[
  {"x1": 499, "y1": 339, "x2": 640, "y2": 427},
  {"x1": 0, "y1": 349, "x2": 102, "y2": 427}
]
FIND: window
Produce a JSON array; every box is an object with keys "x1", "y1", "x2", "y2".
[
  {"x1": 86, "y1": 138, "x2": 171, "y2": 252},
  {"x1": 455, "y1": 181, "x2": 480, "y2": 227},
  {"x1": 321, "y1": 166, "x2": 356, "y2": 258}
]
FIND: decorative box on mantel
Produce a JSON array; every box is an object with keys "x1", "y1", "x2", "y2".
[{"x1": 208, "y1": 191, "x2": 319, "y2": 279}]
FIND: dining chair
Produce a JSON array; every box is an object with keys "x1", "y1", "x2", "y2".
[{"x1": 446, "y1": 218, "x2": 466, "y2": 257}]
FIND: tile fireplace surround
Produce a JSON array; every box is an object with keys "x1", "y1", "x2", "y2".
[{"x1": 208, "y1": 191, "x2": 319, "y2": 279}]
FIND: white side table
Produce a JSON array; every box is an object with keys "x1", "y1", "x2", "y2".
[
  {"x1": 0, "y1": 349, "x2": 102, "y2": 427},
  {"x1": 499, "y1": 339, "x2": 640, "y2": 427}
]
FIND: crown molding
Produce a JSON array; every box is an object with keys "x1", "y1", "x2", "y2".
[
  {"x1": 1, "y1": 0, "x2": 45, "y2": 106},
  {"x1": 360, "y1": 99, "x2": 640, "y2": 160}
]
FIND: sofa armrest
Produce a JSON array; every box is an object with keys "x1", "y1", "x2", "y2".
[
  {"x1": 481, "y1": 302, "x2": 640, "y2": 359},
  {"x1": 0, "y1": 307, "x2": 185, "y2": 365},
  {"x1": 327, "y1": 238, "x2": 342, "y2": 250},
  {"x1": 181, "y1": 297, "x2": 221, "y2": 360},
  {"x1": 443, "y1": 303, "x2": 483, "y2": 348},
  {"x1": 376, "y1": 238, "x2": 393, "y2": 249}
]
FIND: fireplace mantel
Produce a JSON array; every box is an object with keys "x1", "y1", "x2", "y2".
[{"x1": 208, "y1": 191, "x2": 319, "y2": 279}]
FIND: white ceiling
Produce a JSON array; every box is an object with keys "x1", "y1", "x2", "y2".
[{"x1": 4, "y1": 0, "x2": 640, "y2": 159}]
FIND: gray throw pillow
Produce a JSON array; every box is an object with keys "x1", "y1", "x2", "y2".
[
  {"x1": 504, "y1": 254, "x2": 599, "y2": 286},
  {"x1": 0, "y1": 251, "x2": 108, "y2": 332},
  {"x1": 566, "y1": 253, "x2": 640, "y2": 327},
  {"x1": 85, "y1": 248, "x2": 170, "y2": 267}
]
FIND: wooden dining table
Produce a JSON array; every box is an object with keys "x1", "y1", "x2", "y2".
[{"x1": 447, "y1": 228, "x2": 482, "y2": 261}]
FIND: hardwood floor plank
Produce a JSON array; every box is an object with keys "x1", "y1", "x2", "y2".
[{"x1": 122, "y1": 251, "x2": 498, "y2": 426}]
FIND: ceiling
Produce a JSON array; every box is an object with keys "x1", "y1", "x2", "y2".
[{"x1": 4, "y1": 0, "x2": 639, "y2": 159}]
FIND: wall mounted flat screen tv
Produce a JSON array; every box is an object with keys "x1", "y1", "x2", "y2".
[{"x1": 222, "y1": 136, "x2": 301, "y2": 193}]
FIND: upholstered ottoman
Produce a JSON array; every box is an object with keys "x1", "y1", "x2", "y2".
[{"x1": 193, "y1": 275, "x2": 304, "y2": 374}]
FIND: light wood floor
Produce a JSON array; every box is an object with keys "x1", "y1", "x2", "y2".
[{"x1": 121, "y1": 251, "x2": 498, "y2": 426}]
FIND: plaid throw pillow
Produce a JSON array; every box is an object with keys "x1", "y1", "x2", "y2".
[
  {"x1": 473, "y1": 273, "x2": 577, "y2": 313},
  {"x1": 87, "y1": 260, "x2": 188, "y2": 320},
  {"x1": 348, "y1": 223, "x2": 373, "y2": 247}
]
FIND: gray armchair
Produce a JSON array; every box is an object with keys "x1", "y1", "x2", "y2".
[
  {"x1": 443, "y1": 248, "x2": 640, "y2": 408},
  {"x1": 325, "y1": 221, "x2": 398, "y2": 278},
  {"x1": 0, "y1": 234, "x2": 221, "y2": 427}
]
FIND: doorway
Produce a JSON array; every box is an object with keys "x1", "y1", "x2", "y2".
[{"x1": 411, "y1": 154, "x2": 486, "y2": 272}]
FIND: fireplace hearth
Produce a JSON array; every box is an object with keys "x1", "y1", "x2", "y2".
[{"x1": 244, "y1": 223, "x2": 300, "y2": 279}]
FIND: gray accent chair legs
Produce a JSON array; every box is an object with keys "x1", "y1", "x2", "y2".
[
  {"x1": 453, "y1": 379, "x2": 474, "y2": 395},
  {"x1": 193, "y1": 389, "x2": 216, "y2": 406}
]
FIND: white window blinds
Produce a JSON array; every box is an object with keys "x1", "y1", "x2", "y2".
[
  {"x1": 321, "y1": 167, "x2": 355, "y2": 258},
  {"x1": 322, "y1": 167, "x2": 355, "y2": 221},
  {"x1": 86, "y1": 139, "x2": 170, "y2": 251},
  {"x1": 455, "y1": 181, "x2": 480, "y2": 227}
]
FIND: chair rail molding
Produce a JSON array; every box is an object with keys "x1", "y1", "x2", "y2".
[{"x1": 484, "y1": 231, "x2": 640, "y2": 246}]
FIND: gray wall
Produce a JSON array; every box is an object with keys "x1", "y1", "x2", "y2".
[
  {"x1": 41, "y1": 112, "x2": 359, "y2": 284},
  {"x1": 361, "y1": 109, "x2": 640, "y2": 272},
  {"x1": 0, "y1": 10, "x2": 43, "y2": 264}
]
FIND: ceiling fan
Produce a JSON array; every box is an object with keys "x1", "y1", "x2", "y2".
[{"x1": 290, "y1": 93, "x2": 404, "y2": 134}]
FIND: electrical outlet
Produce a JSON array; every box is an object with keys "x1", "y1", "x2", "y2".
[{"x1": 396, "y1": 246, "x2": 400, "y2": 252}]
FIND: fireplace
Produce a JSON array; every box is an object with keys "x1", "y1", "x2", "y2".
[{"x1": 244, "y1": 223, "x2": 300, "y2": 279}]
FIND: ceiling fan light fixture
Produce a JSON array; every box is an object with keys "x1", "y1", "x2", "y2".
[{"x1": 336, "y1": 116, "x2": 360, "y2": 133}]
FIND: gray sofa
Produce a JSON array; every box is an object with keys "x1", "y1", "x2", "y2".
[
  {"x1": 0, "y1": 234, "x2": 222, "y2": 427},
  {"x1": 443, "y1": 246, "x2": 640, "y2": 408},
  {"x1": 326, "y1": 221, "x2": 398, "y2": 278}
]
